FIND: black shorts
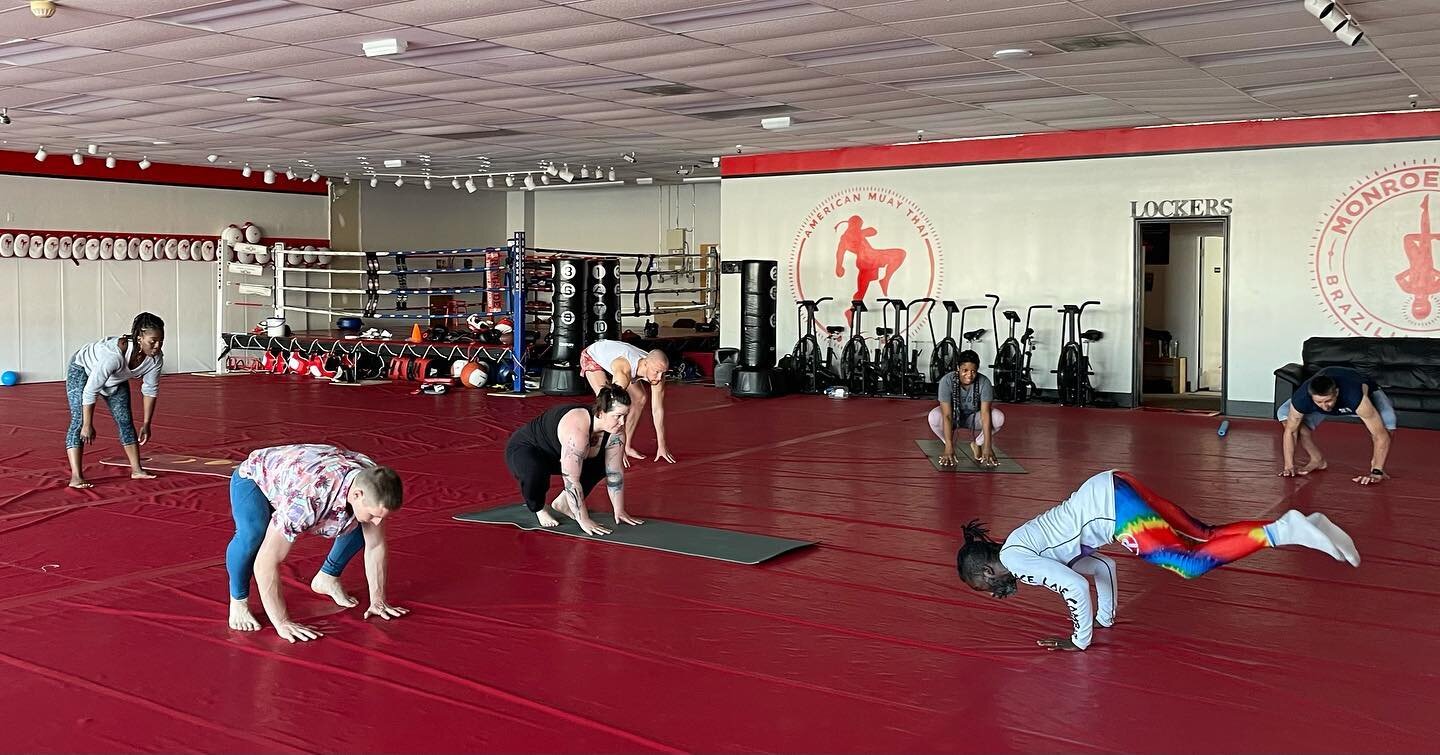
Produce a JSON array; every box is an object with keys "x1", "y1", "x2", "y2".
[{"x1": 504, "y1": 440, "x2": 606, "y2": 512}]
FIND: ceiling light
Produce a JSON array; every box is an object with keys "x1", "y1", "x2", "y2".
[
  {"x1": 451, "y1": 178, "x2": 461, "y2": 189},
  {"x1": 264, "y1": 168, "x2": 276, "y2": 184},
  {"x1": 86, "y1": 144, "x2": 98, "y2": 155},
  {"x1": 105, "y1": 155, "x2": 116, "y2": 169},
  {"x1": 285, "y1": 168, "x2": 295, "y2": 180},
  {"x1": 207, "y1": 154, "x2": 219, "y2": 163},
  {"x1": 761, "y1": 115, "x2": 792, "y2": 130},
  {"x1": 370, "y1": 176, "x2": 378, "y2": 188},
  {"x1": 0, "y1": 108, "x2": 9, "y2": 125},
  {"x1": 992, "y1": 48, "x2": 1033, "y2": 59},
  {"x1": 395, "y1": 177, "x2": 404, "y2": 187},
  {"x1": 607, "y1": 167, "x2": 616, "y2": 181},
  {"x1": 383, "y1": 159, "x2": 404, "y2": 168},
  {"x1": 1304, "y1": 0, "x2": 1335, "y2": 19},
  {"x1": 362, "y1": 38, "x2": 408, "y2": 57},
  {"x1": 634, "y1": 0, "x2": 828, "y2": 34},
  {"x1": 1335, "y1": 21, "x2": 1364, "y2": 46},
  {"x1": 558, "y1": 164, "x2": 574, "y2": 182},
  {"x1": 486, "y1": 175, "x2": 494, "y2": 188},
  {"x1": 636, "y1": 177, "x2": 654, "y2": 185},
  {"x1": 71, "y1": 150, "x2": 83, "y2": 166},
  {"x1": 1318, "y1": 11, "x2": 1346, "y2": 31},
  {"x1": 344, "y1": 174, "x2": 351, "y2": 184},
  {"x1": 310, "y1": 171, "x2": 320, "y2": 182},
  {"x1": 466, "y1": 177, "x2": 478, "y2": 193},
  {"x1": 138, "y1": 156, "x2": 151, "y2": 170},
  {"x1": 242, "y1": 163, "x2": 252, "y2": 177},
  {"x1": 30, "y1": 1, "x2": 56, "y2": 18},
  {"x1": 423, "y1": 178, "x2": 432, "y2": 190},
  {"x1": 34, "y1": 146, "x2": 46, "y2": 161},
  {"x1": 544, "y1": 163, "x2": 558, "y2": 176},
  {"x1": 151, "y1": 0, "x2": 329, "y2": 33},
  {"x1": 541, "y1": 174, "x2": 550, "y2": 185},
  {"x1": 245, "y1": 95, "x2": 282, "y2": 104},
  {"x1": 580, "y1": 165, "x2": 589, "y2": 179},
  {"x1": 622, "y1": 152, "x2": 637, "y2": 163},
  {"x1": 505, "y1": 175, "x2": 514, "y2": 186},
  {"x1": 524, "y1": 174, "x2": 535, "y2": 190}
]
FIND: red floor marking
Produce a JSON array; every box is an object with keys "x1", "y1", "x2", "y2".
[{"x1": 0, "y1": 375, "x2": 1435, "y2": 751}]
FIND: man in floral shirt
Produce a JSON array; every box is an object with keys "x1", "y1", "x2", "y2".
[{"x1": 227, "y1": 443, "x2": 407, "y2": 642}]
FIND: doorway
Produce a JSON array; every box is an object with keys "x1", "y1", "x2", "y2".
[{"x1": 1134, "y1": 219, "x2": 1228, "y2": 413}]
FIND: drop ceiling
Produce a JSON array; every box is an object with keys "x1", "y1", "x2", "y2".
[{"x1": 0, "y1": 0, "x2": 1435, "y2": 183}]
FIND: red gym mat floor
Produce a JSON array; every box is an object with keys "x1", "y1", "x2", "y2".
[{"x1": 0, "y1": 374, "x2": 1433, "y2": 752}]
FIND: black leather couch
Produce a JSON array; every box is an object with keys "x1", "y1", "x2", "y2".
[{"x1": 1274, "y1": 337, "x2": 1440, "y2": 430}]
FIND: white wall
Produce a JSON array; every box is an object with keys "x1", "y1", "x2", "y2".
[
  {"x1": 721, "y1": 139, "x2": 1440, "y2": 406},
  {"x1": 0, "y1": 174, "x2": 326, "y2": 382}
]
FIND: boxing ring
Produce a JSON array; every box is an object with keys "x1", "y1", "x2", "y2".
[{"x1": 212, "y1": 233, "x2": 720, "y2": 393}]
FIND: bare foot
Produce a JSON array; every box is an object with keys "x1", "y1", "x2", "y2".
[
  {"x1": 68, "y1": 478, "x2": 94, "y2": 489},
  {"x1": 310, "y1": 572, "x2": 359, "y2": 608},
  {"x1": 968, "y1": 442, "x2": 982, "y2": 462},
  {"x1": 131, "y1": 468, "x2": 157, "y2": 480},
  {"x1": 551, "y1": 497, "x2": 580, "y2": 520},
  {"x1": 1298, "y1": 459, "x2": 1328, "y2": 475},
  {"x1": 228, "y1": 598, "x2": 262, "y2": 631},
  {"x1": 536, "y1": 508, "x2": 562, "y2": 527}
]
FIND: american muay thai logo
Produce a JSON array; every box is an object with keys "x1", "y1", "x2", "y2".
[
  {"x1": 1313, "y1": 164, "x2": 1440, "y2": 335},
  {"x1": 789, "y1": 187, "x2": 944, "y2": 334}
]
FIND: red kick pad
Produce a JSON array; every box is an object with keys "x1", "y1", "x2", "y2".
[{"x1": 100, "y1": 453, "x2": 240, "y2": 478}]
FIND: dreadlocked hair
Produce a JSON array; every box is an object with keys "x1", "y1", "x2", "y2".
[
  {"x1": 130, "y1": 312, "x2": 165, "y2": 340},
  {"x1": 956, "y1": 518, "x2": 1001, "y2": 583}
]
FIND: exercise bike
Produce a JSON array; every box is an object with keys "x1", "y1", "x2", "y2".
[
  {"x1": 787, "y1": 296, "x2": 834, "y2": 394},
  {"x1": 990, "y1": 296, "x2": 1054, "y2": 403},
  {"x1": 1053, "y1": 300, "x2": 1102, "y2": 407},
  {"x1": 839, "y1": 300, "x2": 878, "y2": 395},
  {"x1": 926, "y1": 300, "x2": 962, "y2": 387},
  {"x1": 960, "y1": 303, "x2": 988, "y2": 361},
  {"x1": 1014, "y1": 304, "x2": 1052, "y2": 402},
  {"x1": 875, "y1": 297, "x2": 931, "y2": 397}
]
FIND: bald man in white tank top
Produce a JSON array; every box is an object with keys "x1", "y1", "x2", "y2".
[{"x1": 580, "y1": 339, "x2": 675, "y2": 466}]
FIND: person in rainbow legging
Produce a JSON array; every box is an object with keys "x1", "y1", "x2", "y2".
[{"x1": 955, "y1": 470, "x2": 1360, "y2": 651}]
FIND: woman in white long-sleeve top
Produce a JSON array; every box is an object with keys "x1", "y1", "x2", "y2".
[{"x1": 64, "y1": 312, "x2": 165, "y2": 488}]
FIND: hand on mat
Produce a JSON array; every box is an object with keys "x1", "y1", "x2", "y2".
[
  {"x1": 275, "y1": 621, "x2": 323, "y2": 643},
  {"x1": 939, "y1": 446, "x2": 956, "y2": 467},
  {"x1": 622, "y1": 447, "x2": 644, "y2": 468},
  {"x1": 80, "y1": 423, "x2": 95, "y2": 445},
  {"x1": 979, "y1": 449, "x2": 998, "y2": 468},
  {"x1": 1037, "y1": 637, "x2": 1081, "y2": 652},
  {"x1": 364, "y1": 602, "x2": 409, "y2": 621},
  {"x1": 1278, "y1": 466, "x2": 1297, "y2": 477},
  {"x1": 653, "y1": 446, "x2": 676, "y2": 464},
  {"x1": 1353, "y1": 472, "x2": 1387, "y2": 486},
  {"x1": 614, "y1": 509, "x2": 644, "y2": 526},
  {"x1": 137, "y1": 424, "x2": 151, "y2": 445},
  {"x1": 578, "y1": 517, "x2": 612, "y2": 536}
]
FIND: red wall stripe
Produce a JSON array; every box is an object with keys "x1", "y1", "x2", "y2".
[
  {"x1": 0, "y1": 150, "x2": 328, "y2": 195},
  {"x1": 721, "y1": 110, "x2": 1440, "y2": 177}
]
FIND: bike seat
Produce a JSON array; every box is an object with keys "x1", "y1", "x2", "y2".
[
  {"x1": 1003, "y1": 310, "x2": 1020, "y2": 323},
  {"x1": 963, "y1": 328, "x2": 987, "y2": 341},
  {"x1": 1081, "y1": 329, "x2": 1104, "y2": 342},
  {"x1": 1062, "y1": 305, "x2": 1081, "y2": 314},
  {"x1": 826, "y1": 326, "x2": 846, "y2": 335},
  {"x1": 875, "y1": 327, "x2": 893, "y2": 336}
]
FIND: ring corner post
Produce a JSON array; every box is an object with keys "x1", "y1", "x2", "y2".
[{"x1": 509, "y1": 230, "x2": 527, "y2": 394}]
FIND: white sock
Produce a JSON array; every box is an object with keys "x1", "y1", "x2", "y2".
[
  {"x1": 1306, "y1": 512, "x2": 1361, "y2": 567},
  {"x1": 1264, "y1": 510, "x2": 1351, "y2": 564}
]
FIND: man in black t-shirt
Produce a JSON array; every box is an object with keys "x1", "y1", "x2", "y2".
[{"x1": 1276, "y1": 366, "x2": 1397, "y2": 486}]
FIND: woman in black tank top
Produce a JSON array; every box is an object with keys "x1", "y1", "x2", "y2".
[{"x1": 504, "y1": 386, "x2": 645, "y2": 535}]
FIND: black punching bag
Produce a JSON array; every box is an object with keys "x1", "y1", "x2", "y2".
[
  {"x1": 732, "y1": 259, "x2": 781, "y2": 398},
  {"x1": 541, "y1": 256, "x2": 590, "y2": 396},
  {"x1": 588, "y1": 256, "x2": 621, "y2": 343}
]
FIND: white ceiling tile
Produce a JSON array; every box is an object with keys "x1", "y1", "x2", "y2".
[
  {"x1": 730, "y1": 27, "x2": 909, "y2": 56},
  {"x1": 203, "y1": 46, "x2": 348, "y2": 71},
  {"x1": 428, "y1": 6, "x2": 612, "y2": 38},
  {"x1": 40, "y1": 20, "x2": 207, "y2": 49},
  {"x1": 0, "y1": 6, "x2": 125, "y2": 37},
  {"x1": 490, "y1": 21, "x2": 666, "y2": 52},
  {"x1": 234, "y1": 14, "x2": 406, "y2": 44},
  {"x1": 925, "y1": 19, "x2": 1120, "y2": 49},
  {"x1": 128, "y1": 34, "x2": 282, "y2": 61}
]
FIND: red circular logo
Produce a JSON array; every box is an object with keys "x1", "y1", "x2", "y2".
[
  {"x1": 789, "y1": 187, "x2": 944, "y2": 335},
  {"x1": 1313, "y1": 164, "x2": 1440, "y2": 335}
]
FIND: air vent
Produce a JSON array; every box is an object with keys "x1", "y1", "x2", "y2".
[
  {"x1": 1045, "y1": 32, "x2": 1150, "y2": 53},
  {"x1": 626, "y1": 83, "x2": 708, "y2": 96}
]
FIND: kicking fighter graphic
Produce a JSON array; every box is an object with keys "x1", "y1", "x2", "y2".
[
  {"x1": 1396, "y1": 195, "x2": 1440, "y2": 321},
  {"x1": 834, "y1": 215, "x2": 907, "y2": 328}
]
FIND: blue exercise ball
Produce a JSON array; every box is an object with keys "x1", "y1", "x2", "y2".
[{"x1": 1, "y1": 371, "x2": 18, "y2": 386}]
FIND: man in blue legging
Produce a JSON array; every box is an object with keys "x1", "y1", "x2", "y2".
[
  {"x1": 1277, "y1": 366, "x2": 1397, "y2": 486},
  {"x1": 226, "y1": 444, "x2": 408, "y2": 642}
]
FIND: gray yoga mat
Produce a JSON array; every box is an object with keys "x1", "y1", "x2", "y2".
[
  {"x1": 914, "y1": 439, "x2": 1028, "y2": 474},
  {"x1": 454, "y1": 504, "x2": 816, "y2": 565}
]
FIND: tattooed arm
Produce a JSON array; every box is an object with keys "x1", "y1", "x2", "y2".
[
  {"x1": 604, "y1": 432, "x2": 644, "y2": 526},
  {"x1": 559, "y1": 412, "x2": 611, "y2": 536}
]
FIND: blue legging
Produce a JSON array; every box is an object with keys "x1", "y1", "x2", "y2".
[
  {"x1": 65, "y1": 362, "x2": 137, "y2": 449},
  {"x1": 226, "y1": 470, "x2": 366, "y2": 600}
]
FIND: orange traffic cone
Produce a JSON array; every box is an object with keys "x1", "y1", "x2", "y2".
[{"x1": 408, "y1": 323, "x2": 424, "y2": 343}]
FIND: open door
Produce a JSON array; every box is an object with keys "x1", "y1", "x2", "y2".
[{"x1": 1135, "y1": 219, "x2": 1227, "y2": 413}]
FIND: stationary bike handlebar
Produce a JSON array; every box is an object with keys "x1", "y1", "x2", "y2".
[{"x1": 797, "y1": 296, "x2": 833, "y2": 311}]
